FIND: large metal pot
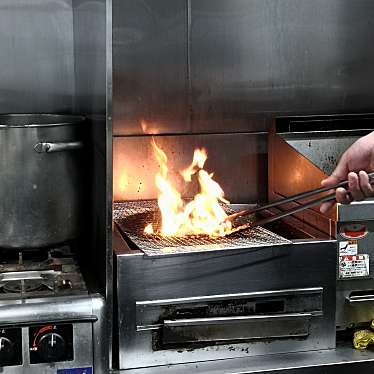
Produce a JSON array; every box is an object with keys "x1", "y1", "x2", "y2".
[{"x1": 0, "y1": 114, "x2": 86, "y2": 249}]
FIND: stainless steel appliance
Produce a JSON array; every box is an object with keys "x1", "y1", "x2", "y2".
[
  {"x1": 336, "y1": 200, "x2": 374, "y2": 330},
  {"x1": 0, "y1": 246, "x2": 106, "y2": 373},
  {"x1": 0, "y1": 1, "x2": 110, "y2": 373},
  {"x1": 113, "y1": 200, "x2": 336, "y2": 370},
  {"x1": 0, "y1": 114, "x2": 87, "y2": 249},
  {"x1": 268, "y1": 114, "x2": 374, "y2": 332},
  {"x1": 0, "y1": 111, "x2": 107, "y2": 373}
]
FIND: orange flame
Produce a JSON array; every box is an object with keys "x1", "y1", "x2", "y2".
[
  {"x1": 144, "y1": 139, "x2": 232, "y2": 237},
  {"x1": 144, "y1": 223, "x2": 154, "y2": 234}
]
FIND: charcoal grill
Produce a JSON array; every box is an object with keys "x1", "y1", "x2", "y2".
[
  {"x1": 114, "y1": 201, "x2": 291, "y2": 256},
  {"x1": 114, "y1": 204, "x2": 337, "y2": 369}
]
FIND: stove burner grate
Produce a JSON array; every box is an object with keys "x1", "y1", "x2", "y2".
[
  {"x1": 2, "y1": 280, "x2": 53, "y2": 294},
  {"x1": 114, "y1": 200, "x2": 291, "y2": 256},
  {"x1": 0, "y1": 246, "x2": 87, "y2": 299}
]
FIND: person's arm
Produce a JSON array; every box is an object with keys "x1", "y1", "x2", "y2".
[{"x1": 320, "y1": 131, "x2": 374, "y2": 213}]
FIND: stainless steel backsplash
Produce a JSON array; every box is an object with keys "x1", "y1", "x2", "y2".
[
  {"x1": 112, "y1": 0, "x2": 374, "y2": 201},
  {"x1": 113, "y1": 133, "x2": 267, "y2": 203},
  {"x1": 0, "y1": 0, "x2": 75, "y2": 113}
]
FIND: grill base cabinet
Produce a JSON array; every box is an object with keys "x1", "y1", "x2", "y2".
[{"x1": 113, "y1": 221, "x2": 336, "y2": 370}]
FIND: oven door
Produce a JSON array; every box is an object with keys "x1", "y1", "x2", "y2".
[{"x1": 138, "y1": 290, "x2": 318, "y2": 348}]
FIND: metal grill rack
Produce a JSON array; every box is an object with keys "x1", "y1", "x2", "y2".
[{"x1": 114, "y1": 200, "x2": 291, "y2": 256}]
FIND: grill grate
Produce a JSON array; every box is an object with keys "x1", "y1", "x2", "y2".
[{"x1": 114, "y1": 201, "x2": 291, "y2": 256}]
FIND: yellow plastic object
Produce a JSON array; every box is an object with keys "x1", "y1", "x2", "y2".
[
  {"x1": 353, "y1": 329, "x2": 374, "y2": 350},
  {"x1": 371, "y1": 320, "x2": 374, "y2": 330}
]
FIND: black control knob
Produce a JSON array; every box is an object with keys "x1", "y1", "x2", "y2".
[
  {"x1": 0, "y1": 336, "x2": 15, "y2": 363},
  {"x1": 37, "y1": 332, "x2": 66, "y2": 362}
]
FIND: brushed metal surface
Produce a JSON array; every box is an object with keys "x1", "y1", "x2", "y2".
[
  {"x1": 73, "y1": 0, "x2": 108, "y2": 292},
  {"x1": 115, "y1": 234, "x2": 336, "y2": 369},
  {"x1": 162, "y1": 313, "x2": 312, "y2": 344},
  {"x1": 0, "y1": 294, "x2": 105, "y2": 374},
  {"x1": 284, "y1": 132, "x2": 368, "y2": 176},
  {"x1": 0, "y1": 0, "x2": 74, "y2": 113},
  {"x1": 73, "y1": 0, "x2": 106, "y2": 116},
  {"x1": 110, "y1": 342, "x2": 374, "y2": 374},
  {"x1": 92, "y1": 293, "x2": 108, "y2": 374},
  {"x1": 268, "y1": 117, "x2": 374, "y2": 333},
  {"x1": 336, "y1": 279, "x2": 374, "y2": 331},
  {"x1": 112, "y1": 0, "x2": 189, "y2": 136},
  {"x1": 191, "y1": 0, "x2": 374, "y2": 127},
  {"x1": 0, "y1": 114, "x2": 86, "y2": 249},
  {"x1": 112, "y1": 0, "x2": 374, "y2": 136},
  {"x1": 336, "y1": 201, "x2": 374, "y2": 330},
  {"x1": 113, "y1": 133, "x2": 267, "y2": 203},
  {"x1": 73, "y1": 1, "x2": 111, "y2": 371},
  {"x1": 268, "y1": 130, "x2": 336, "y2": 237},
  {"x1": 338, "y1": 200, "x2": 374, "y2": 222}
]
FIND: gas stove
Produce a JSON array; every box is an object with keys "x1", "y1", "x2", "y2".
[
  {"x1": 0, "y1": 245, "x2": 106, "y2": 374},
  {"x1": 0, "y1": 246, "x2": 87, "y2": 300}
]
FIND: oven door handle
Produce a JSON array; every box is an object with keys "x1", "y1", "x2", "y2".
[
  {"x1": 162, "y1": 313, "x2": 312, "y2": 344},
  {"x1": 164, "y1": 312, "x2": 312, "y2": 327}
]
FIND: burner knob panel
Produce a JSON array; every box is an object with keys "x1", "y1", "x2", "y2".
[
  {"x1": 37, "y1": 332, "x2": 66, "y2": 362},
  {"x1": 29, "y1": 324, "x2": 73, "y2": 364},
  {"x1": 0, "y1": 337, "x2": 15, "y2": 362},
  {"x1": 0, "y1": 328, "x2": 22, "y2": 366}
]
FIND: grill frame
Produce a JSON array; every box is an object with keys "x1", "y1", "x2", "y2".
[{"x1": 114, "y1": 201, "x2": 291, "y2": 256}]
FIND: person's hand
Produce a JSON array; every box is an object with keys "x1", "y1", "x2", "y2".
[{"x1": 320, "y1": 131, "x2": 374, "y2": 213}]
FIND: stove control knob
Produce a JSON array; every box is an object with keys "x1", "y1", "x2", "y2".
[
  {"x1": 0, "y1": 336, "x2": 15, "y2": 362},
  {"x1": 37, "y1": 332, "x2": 66, "y2": 362}
]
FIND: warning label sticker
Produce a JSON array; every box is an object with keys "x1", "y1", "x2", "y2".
[
  {"x1": 339, "y1": 254, "x2": 370, "y2": 278},
  {"x1": 339, "y1": 240, "x2": 358, "y2": 255}
]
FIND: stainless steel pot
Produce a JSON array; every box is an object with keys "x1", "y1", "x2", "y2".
[{"x1": 0, "y1": 114, "x2": 86, "y2": 249}]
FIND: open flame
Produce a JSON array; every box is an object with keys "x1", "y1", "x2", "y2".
[{"x1": 144, "y1": 139, "x2": 232, "y2": 237}]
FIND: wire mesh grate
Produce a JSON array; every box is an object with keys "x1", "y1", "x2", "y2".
[{"x1": 114, "y1": 200, "x2": 291, "y2": 256}]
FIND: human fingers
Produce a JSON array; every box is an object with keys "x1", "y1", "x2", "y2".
[
  {"x1": 348, "y1": 172, "x2": 364, "y2": 201},
  {"x1": 320, "y1": 187, "x2": 352, "y2": 212},
  {"x1": 336, "y1": 187, "x2": 352, "y2": 204},
  {"x1": 321, "y1": 175, "x2": 340, "y2": 188},
  {"x1": 359, "y1": 170, "x2": 374, "y2": 198},
  {"x1": 320, "y1": 200, "x2": 335, "y2": 214},
  {"x1": 321, "y1": 154, "x2": 349, "y2": 187}
]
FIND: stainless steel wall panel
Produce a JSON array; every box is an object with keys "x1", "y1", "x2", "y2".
[
  {"x1": 190, "y1": 0, "x2": 374, "y2": 132},
  {"x1": 113, "y1": 0, "x2": 189, "y2": 136},
  {"x1": 0, "y1": 0, "x2": 75, "y2": 113},
  {"x1": 73, "y1": 1, "x2": 109, "y2": 371},
  {"x1": 113, "y1": 133, "x2": 267, "y2": 203},
  {"x1": 73, "y1": 0, "x2": 107, "y2": 117},
  {"x1": 73, "y1": 0, "x2": 107, "y2": 289},
  {"x1": 112, "y1": 0, "x2": 374, "y2": 136}
]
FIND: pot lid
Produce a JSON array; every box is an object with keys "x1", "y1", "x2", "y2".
[{"x1": 0, "y1": 114, "x2": 85, "y2": 128}]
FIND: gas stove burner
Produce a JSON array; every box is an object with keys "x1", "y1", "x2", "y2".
[
  {"x1": 0, "y1": 244, "x2": 87, "y2": 299},
  {"x1": 2, "y1": 279, "x2": 54, "y2": 294},
  {"x1": 0, "y1": 245, "x2": 75, "y2": 266}
]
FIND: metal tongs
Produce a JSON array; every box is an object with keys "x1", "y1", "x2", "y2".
[{"x1": 226, "y1": 172, "x2": 374, "y2": 235}]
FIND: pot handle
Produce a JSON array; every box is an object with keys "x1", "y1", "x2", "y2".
[{"x1": 34, "y1": 141, "x2": 83, "y2": 153}]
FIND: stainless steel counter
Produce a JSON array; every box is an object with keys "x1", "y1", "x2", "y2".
[{"x1": 111, "y1": 342, "x2": 374, "y2": 373}]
